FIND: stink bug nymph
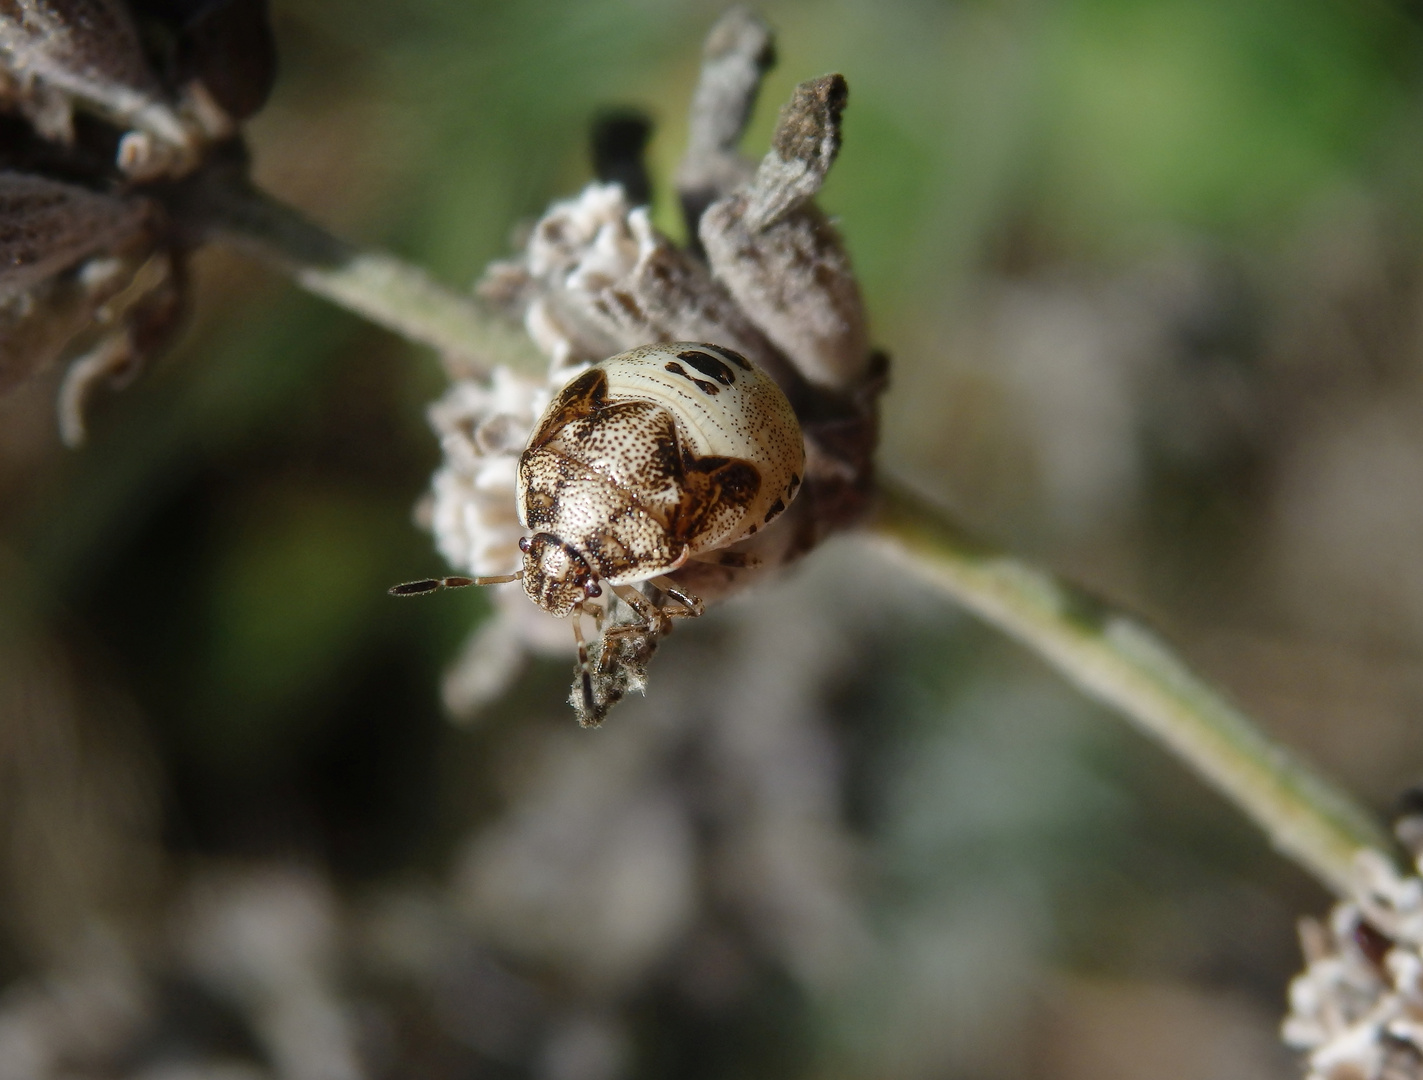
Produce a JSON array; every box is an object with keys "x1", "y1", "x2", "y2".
[{"x1": 394, "y1": 342, "x2": 806, "y2": 717}]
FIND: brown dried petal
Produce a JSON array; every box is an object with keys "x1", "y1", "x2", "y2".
[
  {"x1": 483, "y1": 184, "x2": 795, "y2": 384},
  {"x1": 0, "y1": 275, "x2": 90, "y2": 393},
  {"x1": 0, "y1": 170, "x2": 146, "y2": 296},
  {"x1": 171, "y1": 0, "x2": 277, "y2": 122},
  {"x1": 699, "y1": 74, "x2": 870, "y2": 392},
  {"x1": 675, "y1": 5, "x2": 775, "y2": 236},
  {"x1": 583, "y1": 229, "x2": 791, "y2": 380},
  {"x1": 749, "y1": 73, "x2": 846, "y2": 231}
]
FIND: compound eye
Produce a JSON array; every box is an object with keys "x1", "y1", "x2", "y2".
[
  {"x1": 584, "y1": 580, "x2": 602, "y2": 598},
  {"x1": 518, "y1": 536, "x2": 532, "y2": 553}
]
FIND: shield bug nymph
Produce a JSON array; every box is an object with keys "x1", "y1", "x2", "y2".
[{"x1": 394, "y1": 342, "x2": 806, "y2": 715}]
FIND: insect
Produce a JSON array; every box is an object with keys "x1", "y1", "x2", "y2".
[{"x1": 394, "y1": 341, "x2": 806, "y2": 715}]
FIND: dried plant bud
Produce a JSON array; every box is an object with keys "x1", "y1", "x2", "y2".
[
  {"x1": 749, "y1": 74, "x2": 846, "y2": 230},
  {"x1": 0, "y1": 0, "x2": 161, "y2": 122},
  {"x1": 0, "y1": 0, "x2": 273, "y2": 180},
  {"x1": 675, "y1": 5, "x2": 775, "y2": 237},
  {"x1": 157, "y1": 0, "x2": 278, "y2": 123},
  {"x1": 430, "y1": 21, "x2": 885, "y2": 725},
  {"x1": 0, "y1": 171, "x2": 146, "y2": 393},
  {"x1": 699, "y1": 74, "x2": 871, "y2": 392},
  {"x1": 0, "y1": 0, "x2": 191, "y2": 172},
  {"x1": 0, "y1": 170, "x2": 145, "y2": 294},
  {"x1": 479, "y1": 183, "x2": 787, "y2": 382},
  {"x1": 0, "y1": 172, "x2": 184, "y2": 439},
  {"x1": 1284, "y1": 850, "x2": 1423, "y2": 1080}
]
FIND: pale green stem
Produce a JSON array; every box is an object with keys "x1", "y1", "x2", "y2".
[
  {"x1": 196, "y1": 178, "x2": 545, "y2": 374},
  {"x1": 869, "y1": 478, "x2": 1392, "y2": 896},
  {"x1": 199, "y1": 181, "x2": 1392, "y2": 896}
]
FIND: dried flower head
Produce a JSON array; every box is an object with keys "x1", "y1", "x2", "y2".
[
  {"x1": 0, "y1": 170, "x2": 183, "y2": 444},
  {"x1": 425, "y1": 9, "x2": 886, "y2": 726},
  {"x1": 0, "y1": 0, "x2": 275, "y2": 179},
  {"x1": 0, "y1": 0, "x2": 276, "y2": 440},
  {"x1": 1284, "y1": 835, "x2": 1423, "y2": 1080}
]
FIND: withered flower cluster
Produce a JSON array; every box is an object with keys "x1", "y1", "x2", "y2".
[
  {"x1": 427, "y1": 8, "x2": 886, "y2": 726},
  {"x1": 0, "y1": 0, "x2": 275, "y2": 443},
  {"x1": 1285, "y1": 807, "x2": 1423, "y2": 1080}
]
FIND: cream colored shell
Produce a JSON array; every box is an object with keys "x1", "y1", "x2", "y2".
[
  {"x1": 595, "y1": 343, "x2": 803, "y2": 532},
  {"x1": 515, "y1": 343, "x2": 805, "y2": 609}
]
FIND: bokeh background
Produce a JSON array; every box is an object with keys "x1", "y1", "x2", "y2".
[{"x1": 3, "y1": 0, "x2": 1423, "y2": 1076}]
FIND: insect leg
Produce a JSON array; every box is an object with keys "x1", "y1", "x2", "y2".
[
  {"x1": 611, "y1": 583, "x2": 672, "y2": 633},
  {"x1": 689, "y1": 550, "x2": 761, "y2": 569},
  {"x1": 570, "y1": 611, "x2": 596, "y2": 718},
  {"x1": 648, "y1": 576, "x2": 703, "y2": 617},
  {"x1": 580, "y1": 600, "x2": 607, "y2": 631},
  {"x1": 388, "y1": 571, "x2": 522, "y2": 596}
]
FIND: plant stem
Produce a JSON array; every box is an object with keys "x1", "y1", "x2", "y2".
[
  {"x1": 869, "y1": 477, "x2": 1392, "y2": 897},
  {"x1": 193, "y1": 177, "x2": 545, "y2": 374}
]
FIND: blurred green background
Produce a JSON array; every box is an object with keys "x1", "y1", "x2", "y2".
[{"x1": 4, "y1": 0, "x2": 1423, "y2": 1076}]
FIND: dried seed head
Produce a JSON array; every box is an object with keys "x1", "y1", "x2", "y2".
[
  {"x1": 0, "y1": 170, "x2": 147, "y2": 299},
  {"x1": 0, "y1": 0, "x2": 277, "y2": 435},
  {"x1": 480, "y1": 182, "x2": 787, "y2": 383},
  {"x1": 1284, "y1": 850, "x2": 1423, "y2": 1080},
  {"x1": 428, "y1": 16, "x2": 885, "y2": 725},
  {"x1": 0, "y1": 0, "x2": 275, "y2": 179},
  {"x1": 0, "y1": 171, "x2": 183, "y2": 441},
  {"x1": 0, "y1": 0, "x2": 162, "y2": 126}
]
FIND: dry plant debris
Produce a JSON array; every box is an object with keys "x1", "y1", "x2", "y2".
[{"x1": 0, "y1": 0, "x2": 276, "y2": 443}]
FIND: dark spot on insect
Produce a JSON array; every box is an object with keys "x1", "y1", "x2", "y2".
[
  {"x1": 748, "y1": 524, "x2": 757, "y2": 534},
  {"x1": 708, "y1": 345, "x2": 753, "y2": 371},
  {"x1": 664, "y1": 360, "x2": 720, "y2": 395},
  {"x1": 678, "y1": 349, "x2": 737, "y2": 385},
  {"x1": 763, "y1": 497, "x2": 785, "y2": 524},
  {"x1": 530, "y1": 368, "x2": 609, "y2": 448},
  {"x1": 519, "y1": 536, "x2": 532, "y2": 553},
  {"x1": 788, "y1": 473, "x2": 801, "y2": 497}
]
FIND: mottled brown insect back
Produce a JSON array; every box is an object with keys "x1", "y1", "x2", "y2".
[{"x1": 516, "y1": 342, "x2": 804, "y2": 623}]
